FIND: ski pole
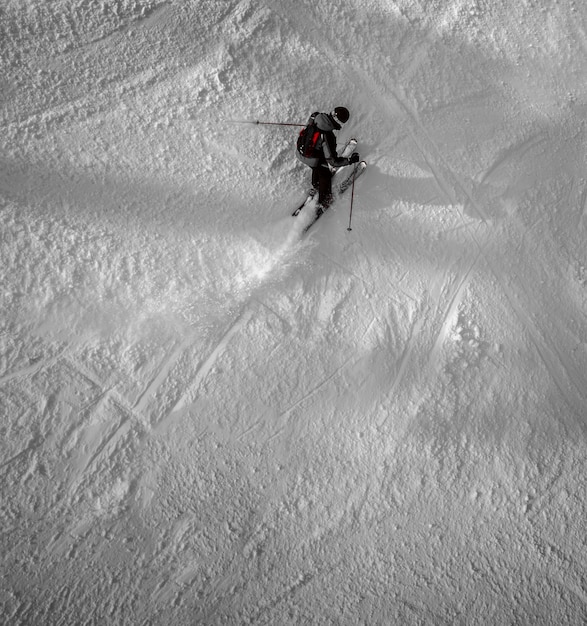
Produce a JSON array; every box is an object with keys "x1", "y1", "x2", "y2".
[
  {"x1": 347, "y1": 167, "x2": 357, "y2": 231},
  {"x1": 230, "y1": 120, "x2": 305, "y2": 127}
]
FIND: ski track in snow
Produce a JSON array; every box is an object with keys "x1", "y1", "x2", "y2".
[
  {"x1": 164, "y1": 307, "x2": 256, "y2": 418},
  {"x1": 2, "y1": 0, "x2": 587, "y2": 623}
]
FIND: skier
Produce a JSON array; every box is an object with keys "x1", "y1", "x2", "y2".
[{"x1": 296, "y1": 106, "x2": 360, "y2": 215}]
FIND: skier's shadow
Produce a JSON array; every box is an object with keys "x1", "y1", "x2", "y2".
[
  {"x1": 367, "y1": 166, "x2": 448, "y2": 207},
  {"x1": 351, "y1": 156, "x2": 443, "y2": 208},
  {"x1": 357, "y1": 152, "x2": 506, "y2": 221}
]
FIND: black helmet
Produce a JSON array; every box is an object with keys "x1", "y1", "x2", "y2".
[{"x1": 331, "y1": 106, "x2": 350, "y2": 126}]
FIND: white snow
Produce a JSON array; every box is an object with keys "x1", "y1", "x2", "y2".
[{"x1": 1, "y1": 0, "x2": 587, "y2": 623}]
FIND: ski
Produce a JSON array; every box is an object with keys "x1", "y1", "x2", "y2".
[
  {"x1": 339, "y1": 137, "x2": 358, "y2": 160},
  {"x1": 291, "y1": 138, "x2": 357, "y2": 217},
  {"x1": 291, "y1": 189, "x2": 316, "y2": 217},
  {"x1": 302, "y1": 160, "x2": 367, "y2": 233},
  {"x1": 337, "y1": 159, "x2": 367, "y2": 194}
]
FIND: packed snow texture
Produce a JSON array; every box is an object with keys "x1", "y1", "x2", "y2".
[{"x1": 1, "y1": 0, "x2": 587, "y2": 623}]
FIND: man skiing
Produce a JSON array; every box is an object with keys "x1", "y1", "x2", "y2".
[{"x1": 296, "y1": 106, "x2": 360, "y2": 215}]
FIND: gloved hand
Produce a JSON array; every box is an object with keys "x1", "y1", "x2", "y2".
[{"x1": 349, "y1": 153, "x2": 360, "y2": 164}]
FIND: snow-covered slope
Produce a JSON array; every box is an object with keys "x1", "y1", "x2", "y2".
[{"x1": 2, "y1": 0, "x2": 587, "y2": 623}]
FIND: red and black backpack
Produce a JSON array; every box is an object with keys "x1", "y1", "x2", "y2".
[{"x1": 296, "y1": 112, "x2": 322, "y2": 159}]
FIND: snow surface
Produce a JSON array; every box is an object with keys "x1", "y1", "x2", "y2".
[{"x1": 2, "y1": 0, "x2": 587, "y2": 623}]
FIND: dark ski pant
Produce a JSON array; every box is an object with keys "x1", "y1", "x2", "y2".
[{"x1": 311, "y1": 163, "x2": 333, "y2": 210}]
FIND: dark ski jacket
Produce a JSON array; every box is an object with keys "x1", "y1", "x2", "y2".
[{"x1": 297, "y1": 112, "x2": 352, "y2": 169}]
